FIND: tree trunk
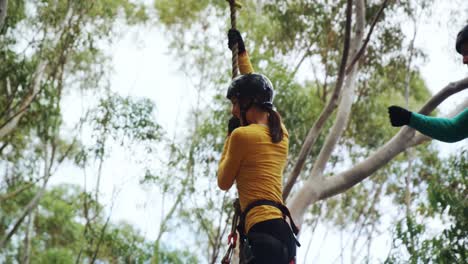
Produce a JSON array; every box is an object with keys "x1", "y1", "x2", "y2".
[
  {"x1": 283, "y1": 0, "x2": 354, "y2": 199},
  {"x1": 289, "y1": 77, "x2": 468, "y2": 227},
  {"x1": 288, "y1": 0, "x2": 366, "y2": 226},
  {"x1": 21, "y1": 210, "x2": 35, "y2": 264}
]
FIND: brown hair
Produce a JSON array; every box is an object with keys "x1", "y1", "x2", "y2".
[{"x1": 267, "y1": 108, "x2": 283, "y2": 143}]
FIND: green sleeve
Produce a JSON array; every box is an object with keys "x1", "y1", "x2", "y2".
[{"x1": 408, "y1": 108, "x2": 468, "y2": 143}]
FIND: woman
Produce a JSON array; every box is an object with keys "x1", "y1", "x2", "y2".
[
  {"x1": 387, "y1": 24, "x2": 468, "y2": 143},
  {"x1": 218, "y1": 29, "x2": 299, "y2": 264}
]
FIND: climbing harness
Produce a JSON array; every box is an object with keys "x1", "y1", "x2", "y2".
[
  {"x1": 238, "y1": 199, "x2": 301, "y2": 246},
  {"x1": 222, "y1": 199, "x2": 301, "y2": 264}
]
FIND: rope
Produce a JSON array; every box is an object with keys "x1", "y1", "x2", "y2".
[
  {"x1": 227, "y1": 0, "x2": 241, "y2": 78},
  {"x1": 221, "y1": 199, "x2": 241, "y2": 264},
  {"x1": 221, "y1": 2, "x2": 242, "y2": 263}
]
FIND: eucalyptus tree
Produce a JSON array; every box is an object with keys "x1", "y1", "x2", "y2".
[
  {"x1": 0, "y1": 0, "x2": 157, "y2": 259},
  {"x1": 1, "y1": 182, "x2": 199, "y2": 263}
]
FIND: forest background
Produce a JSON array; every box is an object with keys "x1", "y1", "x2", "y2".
[{"x1": 0, "y1": 0, "x2": 467, "y2": 263}]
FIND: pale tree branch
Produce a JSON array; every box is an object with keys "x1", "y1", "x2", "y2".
[
  {"x1": 320, "y1": 79, "x2": 467, "y2": 212},
  {"x1": 308, "y1": 0, "x2": 365, "y2": 180},
  {"x1": 284, "y1": 0, "x2": 390, "y2": 200},
  {"x1": 288, "y1": 0, "x2": 366, "y2": 224},
  {"x1": 404, "y1": 11, "x2": 419, "y2": 218},
  {"x1": 345, "y1": 0, "x2": 391, "y2": 74},
  {"x1": 0, "y1": 61, "x2": 47, "y2": 139},
  {"x1": 288, "y1": 63, "x2": 468, "y2": 229},
  {"x1": 21, "y1": 209, "x2": 35, "y2": 264},
  {"x1": 350, "y1": 182, "x2": 383, "y2": 263},
  {"x1": 290, "y1": 42, "x2": 314, "y2": 80},
  {"x1": 0, "y1": 142, "x2": 56, "y2": 248},
  {"x1": 0, "y1": 3, "x2": 77, "y2": 140},
  {"x1": 283, "y1": 0, "x2": 354, "y2": 200},
  {"x1": 90, "y1": 205, "x2": 113, "y2": 264}
]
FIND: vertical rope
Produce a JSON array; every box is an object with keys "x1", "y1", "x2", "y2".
[
  {"x1": 228, "y1": 0, "x2": 239, "y2": 78},
  {"x1": 223, "y1": 2, "x2": 242, "y2": 263},
  {"x1": 404, "y1": 15, "x2": 418, "y2": 219}
]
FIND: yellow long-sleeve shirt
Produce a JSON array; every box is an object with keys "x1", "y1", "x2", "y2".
[
  {"x1": 217, "y1": 124, "x2": 289, "y2": 233},
  {"x1": 238, "y1": 51, "x2": 254, "y2": 74}
]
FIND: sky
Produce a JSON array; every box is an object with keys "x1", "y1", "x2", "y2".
[{"x1": 54, "y1": 2, "x2": 467, "y2": 263}]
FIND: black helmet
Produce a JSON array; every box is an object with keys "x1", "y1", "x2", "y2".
[
  {"x1": 456, "y1": 24, "x2": 468, "y2": 54},
  {"x1": 226, "y1": 73, "x2": 274, "y2": 109}
]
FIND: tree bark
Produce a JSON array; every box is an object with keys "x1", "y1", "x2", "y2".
[
  {"x1": 283, "y1": 0, "x2": 389, "y2": 200},
  {"x1": 289, "y1": 77, "x2": 468, "y2": 227},
  {"x1": 309, "y1": 0, "x2": 365, "y2": 181},
  {"x1": 288, "y1": 0, "x2": 366, "y2": 225}
]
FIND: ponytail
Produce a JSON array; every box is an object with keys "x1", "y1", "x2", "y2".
[{"x1": 267, "y1": 108, "x2": 283, "y2": 143}]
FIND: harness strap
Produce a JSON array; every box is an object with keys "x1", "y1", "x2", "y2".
[
  {"x1": 240, "y1": 200, "x2": 300, "y2": 235},
  {"x1": 238, "y1": 199, "x2": 301, "y2": 247}
]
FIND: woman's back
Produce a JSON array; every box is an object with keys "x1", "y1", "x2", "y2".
[{"x1": 218, "y1": 123, "x2": 289, "y2": 233}]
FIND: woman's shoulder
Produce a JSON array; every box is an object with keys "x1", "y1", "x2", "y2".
[
  {"x1": 231, "y1": 125, "x2": 267, "y2": 140},
  {"x1": 230, "y1": 126, "x2": 255, "y2": 141},
  {"x1": 231, "y1": 123, "x2": 289, "y2": 140}
]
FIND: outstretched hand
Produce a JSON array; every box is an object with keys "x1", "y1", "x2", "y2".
[{"x1": 388, "y1": 105, "x2": 412, "y2": 127}]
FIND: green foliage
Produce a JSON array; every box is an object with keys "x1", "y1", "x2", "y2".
[
  {"x1": 1, "y1": 0, "x2": 462, "y2": 263},
  {"x1": 158, "y1": 245, "x2": 199, "y2": 264},
  {"x1": 91, "y1": 94, "x2": 163, "y2": 144},
  {"x1": 155, "y1": 0, "x2": 210, "y2": 26},
  {"x1": 0, "y1": 0, "x2": 165, "y2": 262},
  {"x1": 386, "y1": 149, "x2": 468, "y2": 263},
  {"x1": 1, "y1": 183, "x2": 193, "y2": 263},
  {"x1": 36, "y1": 248, "x2": 75, "y2": 264}
]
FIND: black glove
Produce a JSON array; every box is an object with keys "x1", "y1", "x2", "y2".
[
  {"x1": 228, "y1": 29, "x2": 246, "y2": 54},
  {"x1": 388, "y1": 105, "x2": 412, "y2": 127},
  {"x1": 228, "y1": 116, "x2": 241, "y2": 135}
]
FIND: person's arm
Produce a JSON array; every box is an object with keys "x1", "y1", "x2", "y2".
[
  {"x1": 228, "y1": 29, "x2": 254, "y2": 74},
  {"x1": 409, "y1": 108, "x2": 468, "y2": 143},
  {"x1": 217, "y1": 129, "x2": 246, "y2": 190},
  {"x1": 238, "y1": 51, "x2": 254, "y2": 74}
]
